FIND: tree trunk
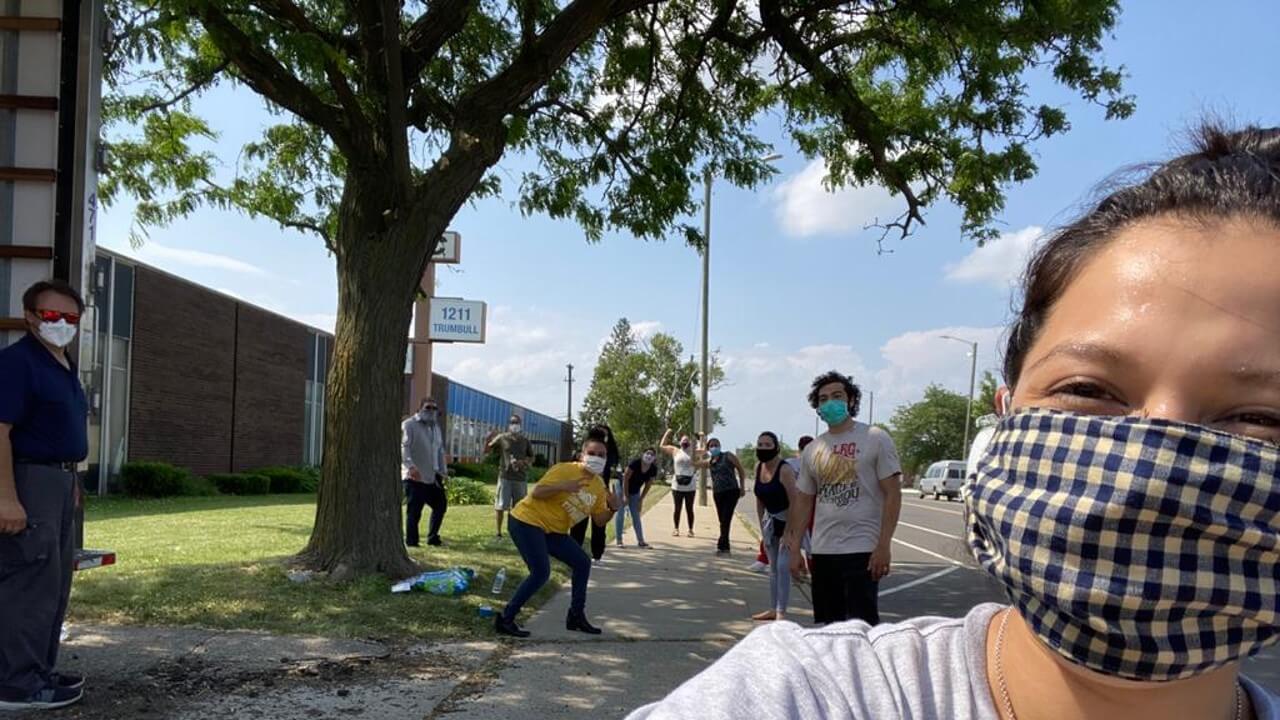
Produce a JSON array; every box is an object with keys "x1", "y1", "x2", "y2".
[{"x1": 298, "y1": 178, "x2": 437, "y2": 581}]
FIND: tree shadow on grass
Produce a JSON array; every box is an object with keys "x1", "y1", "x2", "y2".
[{"x1": 84, "y1": 494, "x2": 318, "y2": 522}]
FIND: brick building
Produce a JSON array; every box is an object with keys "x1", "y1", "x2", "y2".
[{"x1": 72, "y1": 248, "x2": 570, "y2": 491}]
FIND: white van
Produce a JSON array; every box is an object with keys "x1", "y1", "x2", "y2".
[{"x1": 918, "y1": 460, "x2": 966, "y2": 501}]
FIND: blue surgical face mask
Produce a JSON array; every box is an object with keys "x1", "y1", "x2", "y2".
[
  {"x1": 709, "y1": 446, "x2": 722, "y2": 457},
  {"x1": 817, "y1": 399, "x2": 850, "y2": 426}
]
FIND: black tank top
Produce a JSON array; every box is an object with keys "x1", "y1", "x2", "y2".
[{"x1": 754, "y1": 461, "x2": 790, "y2": 515}]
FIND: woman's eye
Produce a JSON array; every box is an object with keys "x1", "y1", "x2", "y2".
[
  {"x1": 1218, "y1": 411, "x2": 1280, "y2": 441},
  {"x1": 1049, "y1": 381, "x2": 1125, "y2": 410}
]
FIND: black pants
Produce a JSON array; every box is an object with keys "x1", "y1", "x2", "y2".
[
  {"x1": 0, "y1": 464, "x2": 76, "y2": 699},
  {"x1": 405, "y1": 480, "x2": 447, "y2": 545},
  {"x1": 672, "y1": 489, "x2": 695, "y2": 530},
  {"x1": 810, "y1": 552, "x2": 880, "y2": 626},
  {"x1": 712, "y1": 489, "x2": 739, "y2": 551},
  {"x1": 569, "y1": 517, "x2": 606, "y2": 561}
]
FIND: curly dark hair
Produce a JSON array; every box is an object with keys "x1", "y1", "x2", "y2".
[
  {"x1": 807, "y1": 370, "x2": 862, "y2": 417},
  {"x1": 1005, "y1": 123, "x2": 1280, "y2": 387}
]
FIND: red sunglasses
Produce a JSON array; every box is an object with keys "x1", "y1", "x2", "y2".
[{"x1": 36, "y1": 309, "x2": 81, "y2": 325}]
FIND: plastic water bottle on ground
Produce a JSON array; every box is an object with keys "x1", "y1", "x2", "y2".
[{"x1": 492, "y1": 567, "x2": 507, "y2": 595}]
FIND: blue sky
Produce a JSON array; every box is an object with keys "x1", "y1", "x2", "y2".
[{"x1": 99, "y1": 1, "x2": 1279, "y2": 451}]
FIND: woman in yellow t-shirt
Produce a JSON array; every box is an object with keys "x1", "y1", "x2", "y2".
[{"x1": 496, "y1": 436, "x2": 623, "y2": 638}]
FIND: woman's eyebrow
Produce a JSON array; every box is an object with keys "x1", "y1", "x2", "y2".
[
  {"x1": 1024, "y1": 342, "x2": 1131, "y2": 376},
  {"x1": 1228, "y1": 364, "x2": 1280, "y2": 389}
]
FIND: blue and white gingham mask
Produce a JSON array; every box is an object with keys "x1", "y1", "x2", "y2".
[{"x1": 966, "y1": 409, "x2": 1280, "y2": 681}]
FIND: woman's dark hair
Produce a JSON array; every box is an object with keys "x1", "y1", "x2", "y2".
[
  {"x1": 757, "y1": 431, "x2": 779, "y2": 449},
  {"x1": 797, "y1": 435, "x2": 815, "y2": 451},
  {"x1": 1005, "y1": 124, "x2": 1280, "y2": 387},
  {"x1": 23, "y1": 279, "x2": 84, "y2": 314},
  {"x1": 807, "y1": 370, "x2": 862, "y2": 417},
  {"x1": 588, "y1": 424, "x2": 619, "y2": 463}
]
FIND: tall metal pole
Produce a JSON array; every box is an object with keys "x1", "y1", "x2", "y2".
[
  {"x1": 964, "y1": 342, "x2": 977, "y2": 456},
  {"x1": 698, "y1": 167, "x2": 712, "y2": 507},
  {"x1": 868, "y1": 391, "x2": 875, "y2": 426},
  {"x1": 565, "y1": 363, "x2": 574, "y2": 436}
]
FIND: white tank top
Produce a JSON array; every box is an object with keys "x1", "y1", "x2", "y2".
[{"x1": 673, "y1": 449, "x2": 695, "y2": 478}]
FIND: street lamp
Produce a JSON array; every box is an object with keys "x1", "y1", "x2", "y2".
[
  {"x1": 940, "y1": 335, "x2": 978, "y2": 457},
  {"x1": 699, "y1": 153, "x2": 782, "y2": 506}
]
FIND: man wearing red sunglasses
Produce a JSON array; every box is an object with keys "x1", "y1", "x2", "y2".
[{"x1": 0, "y1": 279, "x2": 90, "y2": 711}]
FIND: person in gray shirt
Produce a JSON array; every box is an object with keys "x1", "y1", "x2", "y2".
[
  {"x1": 630, "y1": 126, "x2": 1280, "y2": 719},
  {"x1": 487, "y1": 414, "x2": 534, "y2": 539},
  {"x1": 402, "y1": 398, "x2": 448, "y2": 547}
]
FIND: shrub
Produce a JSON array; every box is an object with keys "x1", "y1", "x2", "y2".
[
  {"x1": 252, "y1": 466, "x2": 316, "y2": 493},
  {"x1": 533, "y1": 453, "x2": 548, "y2": 468},
  {"x1": 121, "y1": 462, "x2": 193, "y2": 497},
  {"x1": 448, "y1": 462, "x2": 496, "y2": 483},
  {"x1": 445, "y1": 478, "x2": 493, "y2": 506},
  {"x1": 206, "y1": 473, "x2": 271, "y2": 495},
  {"x1": 180, "y1": 474, "x2": 219, "y2": 496}
]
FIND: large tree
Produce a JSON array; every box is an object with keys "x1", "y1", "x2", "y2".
[
  {"x1": 102, "y1": 0, "x2": 1132, "y2": 578},
  {"x1": 887, "y1": 383, "x2": 970, "y2": 477}
]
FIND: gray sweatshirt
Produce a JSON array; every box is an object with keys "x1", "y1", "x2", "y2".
[{"x1": 401, "y1": 414, "x2": 446, "y2": 483}]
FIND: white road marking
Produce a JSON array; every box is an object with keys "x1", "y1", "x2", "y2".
[
  {"x1": 901, "y1": 499, "x2": 965, "y2": 517},
  {"x1": 892, "y1": 537, "x2": 966, "y2": 566},
  {"x1": 880, "y1": 566, "x2": 960, "y2": 597},
  {"x1": 897, "y1": 520, "x2": 962, "y2": 541}
]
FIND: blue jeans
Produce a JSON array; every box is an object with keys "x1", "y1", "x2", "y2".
[
  {"x1": 614, "y1": 492, "x2": 645, "y2": 544},
  {"x1": 502, "y1": 517, "x2": 592, "y2": 622},
  {"x1": 763, "y1": 517, "x2": 791, "y2": 614}
]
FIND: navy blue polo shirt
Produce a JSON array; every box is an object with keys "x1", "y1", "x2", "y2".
[{"x1": 0, "y1": 333, "x2": 89, "y2": 463}]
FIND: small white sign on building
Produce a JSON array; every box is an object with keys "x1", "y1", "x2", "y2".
[
  {"x1": 428, "y1": 297, "x2": 486, "y2": 343},
  {"x1": 432, "y1": 231, "x2": 461, "y2": 264}
]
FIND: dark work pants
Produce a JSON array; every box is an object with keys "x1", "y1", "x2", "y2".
[
  {"x1": 569, "y1": 516, "x2": 606, "y2": 561},
  {"x1": 712, "y1": 490, "x2": 739, "y2": 552},
  {"x1": 503, "y1": 517, "x2": 591, "y2": 622},
  {"x1": 810, "y1": 552, "x2": 880, "y2": 626},
  {"x1": 405, "y1": 480, "x2": 447, "y2": 545},
  {"x1": 0, "y1": 464, "x2": 76, "y2": 699}
]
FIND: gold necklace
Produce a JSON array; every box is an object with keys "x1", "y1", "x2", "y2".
[{"x1": 993, "y1": 608, "x2": 1242, "y2": 720}]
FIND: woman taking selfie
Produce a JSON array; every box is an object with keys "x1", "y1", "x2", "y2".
[{"x1": 628, "y1": 125, "x2": 1280, "y2": 718}]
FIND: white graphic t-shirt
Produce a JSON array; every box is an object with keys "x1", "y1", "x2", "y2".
[
  {"x1": 797, "y1": 422, "x2": 902, "y2": 554},
  {"x1": 673, "y1": 449, "x2": 696, "y2": 490}
]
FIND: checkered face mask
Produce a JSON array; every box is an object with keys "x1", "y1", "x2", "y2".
[{"x1": 966, "y1": 409, "x2": 1280, "y2": 681}]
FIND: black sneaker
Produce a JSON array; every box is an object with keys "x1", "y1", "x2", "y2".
[
  {"x1": 406, "y1": 540, "x2": 421, "y2": 547},
  {"x1": 53, "y1": 672, "x2": 85, "y2": 691},
  {"x1": 566, "y1": 610, "x2": 602, "y2": 635},
  {"x1": 494, "y1": 615, "x2": 531, "y2": 638},
  {"x1": 427, "y1": 536, "x2": 443, "y2": 547},
  {"x1": 0, "y1": 684, "x2": 84, "y2": 711}
]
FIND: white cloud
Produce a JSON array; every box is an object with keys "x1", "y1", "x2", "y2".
[
  {"x1": 138, "y1": 241, "x2": 269, "y2": 276},
  {"x1": 773, "y1": 158, "x2": 898, "y2": 238},
  {"x1": 630, "y1": 320, "x2": 663, "y2": 340},
  {"x1": 872, "y1": 326, "x2": 1006, "y2": 419},
  {"x1": 945, "y1": 226, "x2": 1044, "y2": 288}
]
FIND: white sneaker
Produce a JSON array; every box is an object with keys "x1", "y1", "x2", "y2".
[
  {"x1": 593, "y1": 557, "x2": 606, "y2": 566},
  {"x1": 748, "y1": 560, "x2": 768, "y2": 573}
]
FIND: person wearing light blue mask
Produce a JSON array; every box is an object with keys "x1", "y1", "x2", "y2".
[
  {"x1": 693, "y1": 438, "x2": 747, "y2": 555},
  {"x1": 785, "y1": 371, "x2": 903, "y2": 627},
  {"x1": 626, "y1": 123, "x2": 1280, "y2": 720}
]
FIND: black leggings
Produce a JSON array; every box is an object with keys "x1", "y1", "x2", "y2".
[
  {"x1": 712, "y1": 489, "x2": 739, "y2": 551},
  {"x1": 672, "y1": 489, "x2": 695, "y2": 530},
  {"x1": 569, "y1": 516, "x2": 607, "y2": 561}
]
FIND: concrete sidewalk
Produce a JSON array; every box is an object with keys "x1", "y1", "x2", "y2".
[{"x1": 448, "y1": 488, "x2": 810, "y2": 719}]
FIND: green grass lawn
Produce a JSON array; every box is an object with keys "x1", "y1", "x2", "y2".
[{"x1": 71, "y1": 487, "x2": 668, "y2": 642}]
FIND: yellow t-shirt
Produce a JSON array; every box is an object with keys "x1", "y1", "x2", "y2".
[{"x1": 511, "y1": 461, "x2": 609, "y2": 534}]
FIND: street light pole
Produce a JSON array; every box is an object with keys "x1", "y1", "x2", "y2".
[
  {"x1": 940, "y1": 335, "x2": 978, "y2": 456},
  {"x1": 698, "y1": 154, "x2": 781, "y2": 507}
]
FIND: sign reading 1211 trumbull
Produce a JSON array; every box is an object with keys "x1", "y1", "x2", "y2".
[{"x1": 428, "y1": 298, "x2": 487, "y2": 343}]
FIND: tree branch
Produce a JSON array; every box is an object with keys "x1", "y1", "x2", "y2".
[
  {"x1": 402, "y1": 0, "x2": 479, "y2": 88},
  {"x1": 193, "y1": 2, "x2": 356, "y2": 153},
  {"x1": 132, "y1": 59, "x2": 231, "y2": 115},
  {"x1": 757, "y1": 0, "x2": 925, "y2": 238},
  {"x1": 250, "y1": 0, "x2": 360, "y2": 56}
]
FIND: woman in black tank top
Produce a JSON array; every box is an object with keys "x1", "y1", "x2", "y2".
[{"x1": 752, "y1": 431, "x2": 797, "y2": 622}]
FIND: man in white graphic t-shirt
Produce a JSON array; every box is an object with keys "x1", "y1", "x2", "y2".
[{"x1": 785, "y1": 370, "x2": 902, "y2": 625}]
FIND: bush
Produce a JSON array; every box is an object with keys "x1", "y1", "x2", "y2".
[
  {"x1": 206, "y1": 473, "x2": 271, "y2": 495},
  {"x1": 121, "y1": 462, "x2": 194, "y2": 497},
  {"x1": 251, "y1": 466, "x2": 318, "y2": 493},
  {"x1": 533, "y1": 453, "x2": 548, "y2": 468},
  {"x1": 180, "y1": 475, "x2": 219, "y2": 496},
  {"x1": 448, "y1": 462, "x2": 496, "y2": 483},
  {"x1": 445, "y1": 478, "x2": 493, "y2": 506}
]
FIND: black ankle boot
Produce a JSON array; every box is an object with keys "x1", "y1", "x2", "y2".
[
  {"x1": 566, "y1": 610, "x2": 602, "y2": 635},
  {"x1": 495, "y1": 614, "x2": 531, "y2": 638}
]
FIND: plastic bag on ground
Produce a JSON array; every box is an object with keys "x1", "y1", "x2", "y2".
[{"x1": 391, "y1": 567, "x2": 475, "y2": 595}]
